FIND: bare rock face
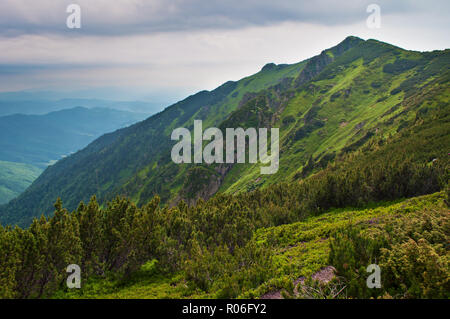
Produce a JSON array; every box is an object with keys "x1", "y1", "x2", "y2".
[
  {"x1": 295, "y1": 51, "x2": 334, "y2": 87},
  {"x1": 295, "y1": 36, "x2": 364, "y2": 88},
  {"x1": 311, "y1": 266, "x2": 336, "y2": 284},
  {"x1": 179, "y1": 163, "x2": 233, "y2": 206}
]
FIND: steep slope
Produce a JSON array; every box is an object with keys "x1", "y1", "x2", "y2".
[
  {"x1": 132, "y1": 37, "x2": 449, "y2": 205},
  {"x1": 1, "y1": 98, "x2": 448, "y2": 298},
  {"x1": 1, "y1": 36, "x2": 449, "y2": 228},
  {"x1": 0, "y1": 53, "x2": 315, "y2": 226},
  {"x1": 119, "y1": 36, "x2": 366, "y2": 205},
  {"x1": 219, "y1": 40, "x2": 450, "y2": 194}
]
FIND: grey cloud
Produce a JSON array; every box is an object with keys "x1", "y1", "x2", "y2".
[
  {"x1": 0, "y1": 0, "x2": 448, "y2": 96},
  {"x1": 0, "y1": 0, "x2": 447, "y2": 36}
]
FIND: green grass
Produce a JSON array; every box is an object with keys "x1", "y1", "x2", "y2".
[
  {"x1": 219, "y1": 46, "x2": 449, "y2": 194},
  {"x1": 54, "y1": 260, "x2": 210, "y2": 299},
  {"x1": 53, "y1": 192, "x2": 447, "y2": 299},
  {"x1": 0, "y1": 161, "x2": 42, "y2": 204},
  {"x1": 3, "y1": 37, "x2": 448, "y2": 228},
  {"x1": 127, "y1": 60, "x2": 309, "y2": 206}
]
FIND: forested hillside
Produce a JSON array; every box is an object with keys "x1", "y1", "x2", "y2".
[
  {"x1": 0, "y1": 107, "x2": 148, "y2": 205},
  {"x1": 0, "y1": 105, "x2": 448, "y2": 298}
]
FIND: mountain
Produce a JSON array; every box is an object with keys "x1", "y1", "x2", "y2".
[
  {"x1": 0, "y1": 36, "x2": 449, "y2": 227},
  {"x1": 0, "y1": 36, "x2": 448, "y2": 300},
  {"x1": 0, "y1": 107, "x2": 149, "y2": 204}
]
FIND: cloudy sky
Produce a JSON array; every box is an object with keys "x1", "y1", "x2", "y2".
[{"x1": 0, "y1": 0, "x2": 449, "y2": 102}]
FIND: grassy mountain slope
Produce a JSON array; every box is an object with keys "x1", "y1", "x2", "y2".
[
  {"x1": 1, "y1": 36, "x2": 449, "y2": 228},
  {"x1": 0, "y1": 161, "x2": 42, "y2": 204},
  {"x1": 127, "y1": 37, "x2": 449, "y2": 207},
  {"x1": 0, "y1": 50, "x2": 314, "y2": 226},
  {"x1": 220, "y1": 40, "x2": 450, "y2": 194},
  {"x1": 119, "y1": 37, "x2": 365, "y2": 206},
  {"x1": 1, "y1": 92, "x2": 448, "y2": 298}
]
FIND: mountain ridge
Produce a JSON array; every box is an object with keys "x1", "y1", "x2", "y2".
[{"x1": 1, "y1": 36, "x2": 448, "y2": 227}]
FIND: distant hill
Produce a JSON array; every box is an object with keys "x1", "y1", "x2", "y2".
[
  {"x1": 0, "y1": 94, "x2": 165, "y2": 117},
  {"x1": 0, "y1": 107, "x2": 149, "y2": 204},
  {"x1": 0, "y1": 107, "x2": 148, "y2": 167}
]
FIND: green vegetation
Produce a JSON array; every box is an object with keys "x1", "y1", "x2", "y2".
[
  {"x1": 0, "y1": 107, "x2": 147, "y2": 205},
  {"x1": 329, "y1": 197, "x2": 449, "y2": 299},
  {"x1": 1, "y1": 189, "x2": 447, "y2": 299},
  {"x1": 0, "y1": 36, "x2": 448, "y2": 299},
  {"x1": 0, "y1": 107, "x2": 148, "y2": 168},
  {"x1": 61, "y1": 192, "x2": 447, "y2": 299},
  {"x1": 3, "y1": 37, "x2": 448, "y2": 228},
  {"x1": 0, "y1": 161, "x2": 42, "y2": 204},
  {"x1": 0, "y1": 103, "x2": 448, "y2": 298}
]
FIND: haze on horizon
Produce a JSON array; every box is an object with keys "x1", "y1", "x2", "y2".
[{"x1": 0, "y1": 0, "x2": 449, "y2": 102}]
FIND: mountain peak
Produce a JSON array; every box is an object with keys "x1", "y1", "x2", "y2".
[
  {"x1": 343, "y1": 35, "x2": 364, "y2": 42},
  {"x1": 328, "y1": 36, "x2": 365, "y2": 54},
  {"x1": 261, "y1": 63, "x2": 277, "y2": 72}
]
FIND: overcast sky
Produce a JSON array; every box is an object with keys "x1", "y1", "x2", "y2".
[{"x1": 0, "y1": 0, "x2": 449, "y2": 102}]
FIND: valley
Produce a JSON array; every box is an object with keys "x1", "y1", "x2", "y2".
[{"x1": 0, "y1": 107, "x2": 150, "y2": 204}]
